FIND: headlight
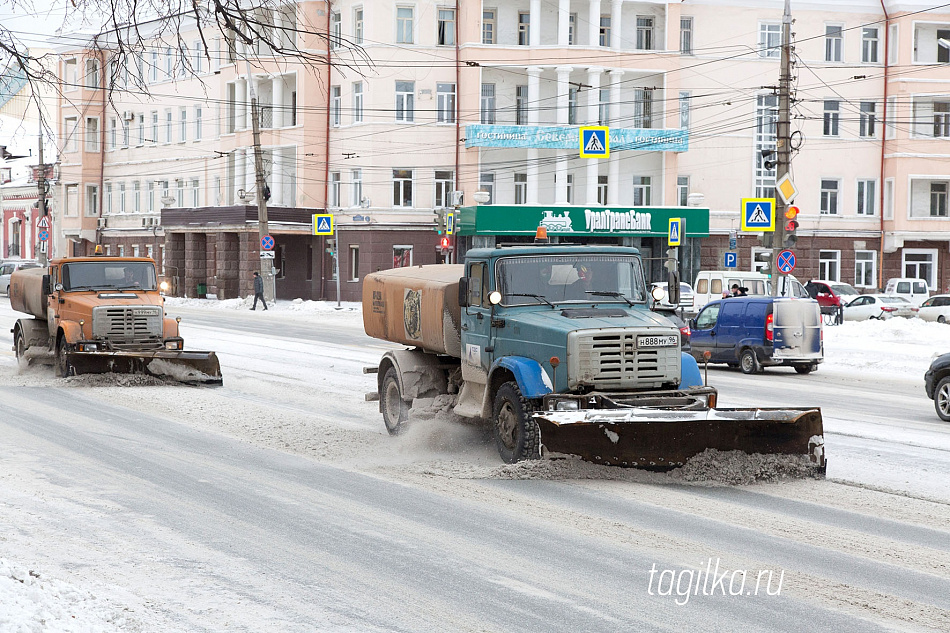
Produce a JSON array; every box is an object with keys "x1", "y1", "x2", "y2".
[
  {"x1": 79, "y1": 343, "x2": 99, "y2": 352},
  {"x1": 555, "y1": 400, "x2": 579, "y2": 411},
  {"x1": 160, "y1": 281, "x2": 169, "y2": 292},
  {"x1": 165, "y1": 341, "x2": 183, "y2": 350}
]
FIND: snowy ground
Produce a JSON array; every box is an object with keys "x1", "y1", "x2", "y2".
[{"x1": 3, "y1": 297, "x2": 949, "y2": 631}]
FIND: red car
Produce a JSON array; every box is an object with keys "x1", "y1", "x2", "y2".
[{"x1": 805, "y1": 280, "x2": 861, "y2": 315}]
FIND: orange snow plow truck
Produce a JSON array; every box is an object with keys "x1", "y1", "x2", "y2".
[{"x1": 9, "y1": 255, "x2": 222, "y2": 385}]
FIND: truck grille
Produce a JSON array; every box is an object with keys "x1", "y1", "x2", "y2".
[
  {"x1": 91, "y1": 306, "x2": 163, "y2": 349},
  {"x1": 568, "y1": 329, "x2": 680, "y2": 390}
]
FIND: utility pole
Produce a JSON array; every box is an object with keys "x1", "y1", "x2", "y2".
[
  {"x1": 771, "y1": 0, "x2": 793, "y2": 296},
  {"x1": 36, "y1": 127, "x2": 49, "y2": 266},
  {"x1": 248, "y1": 70, "x2": 274, "y2": 302}
]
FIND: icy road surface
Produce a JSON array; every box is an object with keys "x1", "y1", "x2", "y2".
[{"x1": 0, "y1": 297, "x2": 948, "y2": 632}]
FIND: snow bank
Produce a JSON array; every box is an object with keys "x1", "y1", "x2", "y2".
[{"x1": 164, "y1": 296, "x2": 361, "y2": 315}]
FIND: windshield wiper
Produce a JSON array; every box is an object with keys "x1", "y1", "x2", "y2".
[
  {"x1": 506, "y1": 293, "x2": 555, "y2": 308},
  {"x1": 585, "y1": 290, "x2": 636, "y2": 307}
]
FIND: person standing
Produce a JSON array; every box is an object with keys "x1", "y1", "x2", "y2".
[{"x1": 252, "y1": 271, "x2": 268, "y2": 310}]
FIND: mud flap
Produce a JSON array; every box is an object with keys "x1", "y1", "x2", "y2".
[
  {"x1": 67, "y1": 350, "x2": 223, "y2": 385},
  {"x1": 534, "y1": 407, "x2": 824, "y2": 471}
]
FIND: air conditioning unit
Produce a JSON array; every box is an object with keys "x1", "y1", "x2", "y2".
[
  {"x1": 123, "y1": 110, "x2": 134, "y2": 121},
  {"x1": 451, "y1": 190, "x2": 463, "y2": 206},
  {"x1": 97, "y1": 217, "x2": 108, "y2": 228}
]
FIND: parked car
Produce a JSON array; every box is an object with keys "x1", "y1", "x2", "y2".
[
  {"x1": 842, "y1": 294, "x2": 918, "y2": 321},
  {"x1": 917, "y1": 294, "x2": 950, "y2": 323},
  {"x1": 689, "y1": 296, "x2": 823, "y2": 374},
  {"x1": 652, "y1": 304, "x2": 691, "y2": 353},
  {"x1": 924, "y1": 353, "x2": 950, "y2": 421},
  {"x1": 0, "y1": 260, "x2": 41, "y2": 294},
  {"x1": 651, "y1": 281, "x2": 694, "y2": 312},
  {"x1": 805, "y1": 280, "x2": 861, "y2": 314},
  {"x1": 884, "y1": 277, "x2": 930, "y2": 306}
]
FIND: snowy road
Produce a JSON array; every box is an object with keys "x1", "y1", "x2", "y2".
[{"x1": 0, "y1": 299, "x2": 949, "y2": 631}]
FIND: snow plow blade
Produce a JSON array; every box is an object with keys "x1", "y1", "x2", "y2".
[
  {"x1": 66, "y1": 350, "x2": 223, "y2": 385},
  {"x1": 534, "y1": 407, "x2": 824, "y2": 471}
]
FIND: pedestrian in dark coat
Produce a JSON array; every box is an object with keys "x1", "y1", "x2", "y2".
[{"x1": 252, "y1": 271, "x2": 268, "y2": 310}]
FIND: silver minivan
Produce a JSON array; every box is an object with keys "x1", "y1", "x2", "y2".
[{"x1": 0, "y1": 260, "x2": 41, "y2": 294}]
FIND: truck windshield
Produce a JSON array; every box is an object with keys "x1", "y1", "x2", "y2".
[
  {"x1": 496, "y1": 255, "x2": 647, "y2": 306},
  {"x1": 62, "y1": 261, "x2": 158, "y2": 291}
]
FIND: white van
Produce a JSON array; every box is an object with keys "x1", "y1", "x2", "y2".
[
  {"x1": 693, "y1": 270, "x2": 807, "y2": 312},
  {"x1": 884, "y1": 277, "x2": 930, "y2": 306}
]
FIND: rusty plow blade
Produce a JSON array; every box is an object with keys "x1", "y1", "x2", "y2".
[
  {"x1": 533, "y1": 407, "x2": 824, "y2": 471},
  {"x1": 67, "y1": 350, "x2": 224, "y2": 385}
]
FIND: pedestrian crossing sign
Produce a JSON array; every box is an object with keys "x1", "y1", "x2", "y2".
[
  {"x1": 313, "y1": 213, "x2": 334, "y2": 236},
  {"x1": 668, "y1": 218, "x2": 682, "y2": 246},
  {"x1": 579, "y1": 126, "x2": 610, "y2": 158},
  {"x1": 740, "y1": 198, "x2": 775, "y2": 232}
]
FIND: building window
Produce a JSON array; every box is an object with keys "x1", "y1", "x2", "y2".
[
  {"x1": 568, "y1": 88, "x2": 578, "y2": 125},
  {"x1": 352, "y1": 82, "x2": 363, "y2": 123},
  {"x1": 191, "y1": 179, "x2": 199, "y2": 206},
  {"x1": 64, "y1": 116, "x2": 78, "y2": 152},
  {"x1": 597, "y1": 175, "x2": 608, "y2": 205},
  {"x1": 438, "y1": 8, "x2": 455, "y2": 46},
  {"x1": 755, "y1": 94, "x2": 778, "y2": 198},
  {"x1": 165, "y1": 110, "x2": 173, "y2": 143},
  {"x1": 568, "y1": 13, "x2": 577, "y2": 45},
  {"x1": 884, "y1": 178, "x2": 895, "y2": 219},
  {"x1": 329, "y1": 171, "x2": 341, "y2": 207},
  {"x1": 518, "y1": 12, "x2": 530, "y2": 46},
  {"x1": 516, "y1": 85, "x2": 528, "y2": 125},
  {"x1": 64, "y1": 58, "x2": 77, "y2": 90},
  {"x1": 331, "y1": 85, "x2": 341, "y2": 126},
  {"x1": 354, "y1": 7, "x2": 364, "y2": 44},
  {"x1": 393, "y1": 169, "x2": 413, "y2": 207},
  {"x1": 176, "y1": 179, "x2": 184, "y2": 206},
  {"x1": 566, "y1": 173, "x2": 574, "y2": 204},
  {"x1": 939, "y1": 29, "x2": 950, "y2": 63},
  {"x1": 599, "y1": 16, "x2": 611, "y2": 47},
  {"x1": 514, "y1": 173, "x2": 528, "y2": 204},
  {"x1": 434, "y1": 170, "x2": 454, "y2": 207},
  {"x1": 482, "y1": 9, "x2": 496, "y2": 44},
  {"x1": 759, "y1": 23, "x2": 780, "y2": 58},
  {"x1": 146, "y1": 245, "x2": 154, "y2": 261},
  {"x1": 437, "y1": 83, "x2": 456, "y2": 124},
  {"x1": 133, "y1": 181, "x2": 141, "y2": 211},
  {"x1": 633, "y1": 88, "x2": 653, "y2": 128},
  {"x1": 147, "y1": 182, "x2": 154, "y2": 212},
  {"x1": 857, "y1": 179, "x2": 876, "y2": 216},
  {"x1": 195, "y1": 107, "x2": 202, "y2": 140},
  {"x1": 633, "y1": 176, "x2": 651, "y2": 205},
  {"x1": 121, "y1": 118, "x2": 130, "y2": 148},
  {"x1": 860, "y1": 102, "x2": 876, "y2": 137},
  {"x1": 349, "y1": 245, "x2": 360, "y2": 281},
  {"x1": 109, "y1": 117, "x2": 117, "y2": 150},
  {"x1": 862, "y1": 27, "x2": 879, "y2": 63},
  {"x1": 903, "y1": 249, "x2": 937, "y2": 288},
  {"x1": 480, "y1": 83, "x2": 495, "y2": 124},
  {"x1": 825, "y1": 24, "x2": 843, "y2": 62},
  {"x1": 105, "y1": 182, "x2": 112, "y2": 214},
  {"x1": 636, "y1": 16, "x2": 654, "y2": 50},
  {"x1": 151, "y1": 111, "x2": 158, "y2": 144},
  {"x1": 118, "y1": 245, "x2": 125, "y2": 257},
  {"x1": 396, "y1": 6, "x2": 414, "y2": 44},
  {"x1": 677, "y1": 176, "x2": 690, "y2": 206},
  {"x1": 119, "y1": 182, "x2": 126, "y2": 212},
  {"x1": 394, "y1": 246, "x2": 413, "y2": 268},
  {"x1": 330, "y1": 11, "x2": 341, "y2": 49},
  {"x1": 85, "y1": 58, "x2": 100, "y2": 88},
  {"x1": 819, "y1": 251, "x2": 841, "y2": 282},
  {"x1": 351, "y1": 169, "x2": 363, "y2": 207},
  {"x1": 679, "y1": 91, "x2": 691, "y2": 129},
  {"x1": 680, "y1": 17, "x2": 693, "y2": 55},
  {"x1": 179, "y1": 108, "x2": 187, "y2": 142},
  {"x1": 86, "y1": 184, "x2": 99, "y2": 216},
  {"x1": 820, "y1": 179, "x2": 840, "y2": 215},
  {"x1": 888, "y1": 24, "x2": 899, "y2": 64},
  {"x1": 598, "y1": 88, "x2": 610, "y2": 125},
  {"x1": 823, "y1": 100, "x2": 840, "y2": 136},
  {"x1": 478, "y1": 172, "x2": 495, "y2": 204},
  {"x1": 137, "y1": 113, "x2": 145, "y2": 144},
  {"x1": 395, "y1": 81, "x2": 414, "y2": 122},
  {"x1": 931, "y1": 182, "x2": 948, "y2": 217},
  {"x1": 934, "y1": 102, "x2": 950, "y2": 137},
  {"x1": 85, "y1": 117, "x2": 99, "y2": 152},
  {"x1": 855, "y1": 250, "x2": 877, "y2": 288}
]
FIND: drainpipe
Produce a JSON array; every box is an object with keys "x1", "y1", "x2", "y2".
[
  {"x1": 454, "y1": 0, "x2": 460, "y2": 263},
  {"x1": 98, "y1": 48, "x2": 106, "y2": 254},
  {"x1": 321, "y1": 1, "x2": 331, "y2": 300},
  {"x1": 878, "y1": 1, "x2": 889, "y2": 291}
]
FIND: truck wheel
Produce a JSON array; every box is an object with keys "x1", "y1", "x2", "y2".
[
  {"x1": 935, "y1": 377, "x2": 950, "y2": 422},
  {"x1": 381, "y1": 367, "x2": 408, "y2": 435},
  {"x1": 794, "y1": 364, "x2": 814, "y2": 375},
  {"x1": 739, "y1": 349, "x2": 759, "y2": 375},
  {"x1": 14, "y1": 331, "x2": 28, "y2": 371},
  {"x1": 492, "y1": 381, "x2": 540, "y2": 463},
  {"x1": 56, "y1": 337, "x2": 72, "y2": 378}
]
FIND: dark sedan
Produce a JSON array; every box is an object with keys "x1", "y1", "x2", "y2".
[{"x1": 924, "y1": 352, "x2": 950, "y2": 421}]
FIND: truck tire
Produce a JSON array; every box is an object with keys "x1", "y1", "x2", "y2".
[
  {"x1": 14, "y1": 331, "x2": 28, "y2": 371},
  {"x1": 381, "y1": 367, "x2": 408, "y2": 435},
  {"x1": 794, "y1": 364, "x2": 814, "y2": 375},
  {"x1": 935, "y1": 376, "x2": 950, "y2": 422},
  {"x1": 56, "y1": 336, "x2": 72, "y2": 378},
  {"x1": 739, "y1": 349, "x2": 760, "y2": 375},
  {"x1": 492, "y1": 381, "x2": 540, "y2": 463}
]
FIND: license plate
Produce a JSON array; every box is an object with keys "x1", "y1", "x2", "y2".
[{"x1": 637, "y1": 335, "x2": 678, "y2": 348}]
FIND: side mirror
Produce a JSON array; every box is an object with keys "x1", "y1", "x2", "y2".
[
  {"x1": 42, "y1": 274, "x2": 51, "y2": 296},
  {"x1": 689, "y1": 318, "x2": 697, "y2": 328},
  {"x1": 457, "y1": 277, "x2": 470, "y2": 308}
]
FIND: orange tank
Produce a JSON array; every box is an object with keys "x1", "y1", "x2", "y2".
[
  {"x1": 362, "y1": 264, "x2": 463, "y2": 357},
  {"x1": 9, "y1": 267, "x2": 48, "y2": 319}
]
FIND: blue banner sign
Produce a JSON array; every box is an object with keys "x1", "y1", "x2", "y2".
[{"x1": 465, "y1": 125, "x2": 688, "y2": 153}]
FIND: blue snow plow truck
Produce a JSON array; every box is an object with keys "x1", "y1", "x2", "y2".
[{"x1": 362, "y1": 240, "x2": 824, "y2": 472}]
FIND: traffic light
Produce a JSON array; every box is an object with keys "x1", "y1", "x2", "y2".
[
  {"x1": 663, "y1": 248, "x2": 677, "y2": 273},
  {"x1": 433, "y1": 209, "x2": 446, "y2": 235},
  {"x1": 783, "y1": 205, "x2": 800, "y2": 247},
  {"x1": 440, "y1": 236, "x2": 450, "y2": 250},
  {"x1": 754, "y1": 249, "x2": 773, "y2": 276}
]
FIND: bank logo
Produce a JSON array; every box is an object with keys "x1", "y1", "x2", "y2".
[{"x1": 539, "y1": 210, "x2": 574, "y2": 232}]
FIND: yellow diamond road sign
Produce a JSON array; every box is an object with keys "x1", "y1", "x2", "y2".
[{"x1": 776, "y1": 173, "x2": 799, "y2": 205}]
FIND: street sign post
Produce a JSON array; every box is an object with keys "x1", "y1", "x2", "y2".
[{"x1": 724, "y1": 252, "x2": 738, "y2": 268}]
